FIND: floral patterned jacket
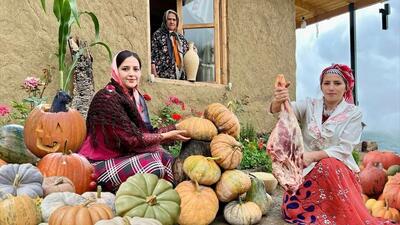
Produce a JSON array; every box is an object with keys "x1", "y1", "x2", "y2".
[
  {"x1": 151, "y1": 28, "x2": 188, "y2": 79},
  {"x1": 291, "y1": 98, "x2": 362, "y2": 176}
]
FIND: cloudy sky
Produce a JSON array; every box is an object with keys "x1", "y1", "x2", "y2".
[{"x1": 295, "y1": 0, "x2": 400, "y2": 151}]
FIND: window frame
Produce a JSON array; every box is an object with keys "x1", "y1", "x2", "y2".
[{"x1": 176, "y1": 0, "x2": 228, "y2": 85}]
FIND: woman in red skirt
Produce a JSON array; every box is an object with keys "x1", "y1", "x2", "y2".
[
  {"x1": 270, "y1": 64, "x2": 397, "y2": 225},
  {"x1": 79, "y1": 50, "x2": 189, "y2": 192}
]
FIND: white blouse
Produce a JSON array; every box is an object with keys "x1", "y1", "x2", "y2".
[{"x1": 291, "y1": 98, "x2": 362, "y2": 176}]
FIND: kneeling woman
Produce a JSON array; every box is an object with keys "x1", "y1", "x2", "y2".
[
  {"x1": 270, "y1": 64, "x2": 397, "y2": 225},
  {"x1": 79, "y1": 50, "x2": 189, "y2": 192}
]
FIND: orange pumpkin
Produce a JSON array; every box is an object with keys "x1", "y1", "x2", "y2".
[
  {"x1": 24, "y1": 104, "x2": 86, "y2": 157},
  {"x1": 210, "y1": 134, "x2": 243, "y2": 169},
  {"x1": 383, "y1": 173, "x2": 400, "y2": 210},
  {"x1": 215, "y1": 170, "x2": 251, "y2": 202},
  {"x1": 203, "y1": 103, "x2": 240, "y2": 139},
  {"x1": 49, "y1": 202, "x2": 113, "y2": 225},
  {"x1": 176, "y1": 117, "x2": 218, "y2": 141},
  {"x1": 359, "y1": 162, "x2": 387, "y2": 197},
  {"x1": 37, "y1": 152, "x2": 96, "y2": 194},
  {"x1": 363, "y1": 151, "x2": 400, "y2": 170},
  {"x1": 175, "y1": 181, "x2": 219, "y2": 225},
  {"x1": 0, "y1": 195, "x2": 41, "y2": 225}
]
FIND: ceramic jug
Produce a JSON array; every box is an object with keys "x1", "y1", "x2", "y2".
[{"x1": 183, "y1": 42, "x2": 199, "y2": 82}]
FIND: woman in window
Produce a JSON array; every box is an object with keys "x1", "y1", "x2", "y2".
[
  {"x1": 79, "y1": 50, "x2": 189, "y2": 192},
  {"x1": 151, "y1": 9, "x2": 189, "y2": 80},
  {"x1": 270, "y1": 64, "x2": 397, "y2": 224}
]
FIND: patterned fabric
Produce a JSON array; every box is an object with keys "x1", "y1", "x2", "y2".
[
  {"x1": 282, "y1": 158, "x2": 398, "y2": 225},
  {"x1": 151, "y1": 27, "x2": 188, "y2": 79},
  {"x1": 90, "y1": 151, "x2": 175, "y2": 192}
]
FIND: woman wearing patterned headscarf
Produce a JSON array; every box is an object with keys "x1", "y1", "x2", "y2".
[
  {"x1": 79, "y1": 50, "x2": 190, "y2": 192},
  {"x1": 151, "y1": 9, "x2": 189, "y2": 80},
  {"x1": 269, "y1": 64, "x2": 396, "y2": 224}
]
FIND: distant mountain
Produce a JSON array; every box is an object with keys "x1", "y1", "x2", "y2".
[{"x1": 361, "y1": 130, "x2": 400, "y2": 153}]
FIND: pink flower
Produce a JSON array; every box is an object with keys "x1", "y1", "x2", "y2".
[
  {"x1": 169, "y1": 96, "x2": 181, "y2": 105},
  {"x1": 180, "y1": 102, "x2": 186, "y2": 110},
  {"x1": 0, "y1": 104, "x2": 11, "y2": 117},
  {"x1": 143, "y1": 93, "x2": 152, "y2": 101},
  {"x1": 171, "y1": 113, "x2": 182, "y2": 121},
  {"x1": 22, "y1": 76, "x2": 41, "y2": 90}
]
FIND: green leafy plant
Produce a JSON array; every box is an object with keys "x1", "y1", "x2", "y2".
[
  {"x1": 238, "y1": 123, "x2": 272, "y2": 172},
  {"x1": 352, "y1": 150, "x2": 361, "y2": 165},
  {"x1": 39, "y1": 0, "x2": 112, "y2": 111}
]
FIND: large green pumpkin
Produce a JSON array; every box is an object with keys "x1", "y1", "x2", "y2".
[
  {"x1": 115, "y1": 173, "x2": 180, "y2": 225},
  {"x1": 0, "y1": 124, "x2": 38, "y2": 164}
]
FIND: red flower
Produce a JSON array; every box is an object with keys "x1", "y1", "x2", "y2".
[
  {"x1": 169, "y1": 96, "x2": 181, "y2": 105},
  {"x1": 0, "y1": 104, "x2": 11, "y2": 117},
  {"x1": 257, "y1": 139, "x2": 264, "y2": 150},
  {"x1": 143, "y1": 93, "x2": 152, "y2": 101},
  {"x1": 180, "y1": 102, "x2": 186, "y2": 110},
  {"x1": 171, "y1": 113, "x2": 182, "y2": 121}
]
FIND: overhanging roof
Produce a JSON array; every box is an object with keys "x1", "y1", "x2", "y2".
[{"x1": 295, "y1": 0, "x2": 384, "y2": 28}]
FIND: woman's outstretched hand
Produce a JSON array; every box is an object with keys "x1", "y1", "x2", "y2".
[{"x1": 161, "y1": 130, "x2": 190, "y2": 142}]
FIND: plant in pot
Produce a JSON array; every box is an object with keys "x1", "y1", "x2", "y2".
[{"x1": 24, "y1": 0, "x2": 112, "y2": 158}]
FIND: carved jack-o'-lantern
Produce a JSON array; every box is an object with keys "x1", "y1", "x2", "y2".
[{"x1": 24, "y1": 104, "x2": 86, "y2": 158}]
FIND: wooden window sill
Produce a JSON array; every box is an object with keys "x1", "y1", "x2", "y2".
[{"x1": 149, "y1": 77, "x2": 227, "y2": 89}]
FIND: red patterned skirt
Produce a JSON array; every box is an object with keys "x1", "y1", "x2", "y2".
[
  {"x1": 90, "y1": 151, "x2": 174, "y2": 192},
  {"x1": 281, "y1": 157, "x2": 398, "y2": 225}
]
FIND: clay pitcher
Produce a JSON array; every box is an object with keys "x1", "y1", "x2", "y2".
[{"x1": 184, "y1": 42, "x2": 199, "y2": 82}]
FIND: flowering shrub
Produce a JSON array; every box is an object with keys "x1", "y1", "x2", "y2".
[
  {"x1": 0, "y1": 68, "x2": 52, "y2": 125},
  {"x1": 150, "y1": 96, "x2": 188, "y2": 128}
]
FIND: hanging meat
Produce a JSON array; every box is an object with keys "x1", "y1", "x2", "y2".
[{"x1": 266, "y1": 74, "x2": 304, "y2": 195}]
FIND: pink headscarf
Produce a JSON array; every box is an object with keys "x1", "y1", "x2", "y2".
[
  {"x1": 320, "y1": 64, "x2": 355, "y2": 104},
  {"x1": 110, "y1": 52, "x2": 142, "y2": 109}
]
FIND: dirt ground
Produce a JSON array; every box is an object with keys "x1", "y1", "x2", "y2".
[{"x1": 211, "y1": 187, "x2": 290, "y2": 225}]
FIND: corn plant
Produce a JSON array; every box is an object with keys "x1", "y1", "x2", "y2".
[{"x1": 39, "y1": 0, "x2": 111, "y2": 111}]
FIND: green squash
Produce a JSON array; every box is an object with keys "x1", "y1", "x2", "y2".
[
  {"x1": 245, "y1": 177, "x2": 273, "y2": 215},
  {"x1": 387, "y1": 165, "x2": 400, "y2": 176},
  {"x1": 0, "y1": 124, "x2": 38, "y2": 164},
  {"x1": 115, "y1": 173, "x2": 180, "y2": 225}
]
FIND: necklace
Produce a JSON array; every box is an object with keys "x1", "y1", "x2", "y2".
[{"x1": 323, "y1": 102, "x2": 337, "y2": 117}]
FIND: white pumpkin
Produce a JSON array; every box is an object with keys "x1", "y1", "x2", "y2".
[
  {"x1": 82, "y1": 185, "x2": 116, "y2": 213},
  {"x1": 95, "y1": 216, "x2": 162, "y2": 225},
  {"x1": 40, "y1": 192, "x2": 86, "y2": 222}
]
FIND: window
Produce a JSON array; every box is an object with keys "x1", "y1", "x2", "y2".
[{"x1": 150, "y1": 0, "x2": 227, "y2": 84}]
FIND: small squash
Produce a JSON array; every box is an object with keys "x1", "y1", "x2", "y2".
[
  {"x1": 183, "y1": 155, "x2": 221, "y2": 185},
  {"x1": 387, "y1": 165, "x2": 400, "y2": 176},
  {"x1": 0, "y1": 163, "x2": 43, "y2": 198},
  {"x1": 250, "y1": 172, "x2": 278, "y2": 194},
  {"x1": 215, "y1": 170, "x2": 251, "y2": 202},
  {"x1": 371, "y1": 200, "x2": 400, "y2": 222},
  {"x1": 42, "y1": 176, "x2": 75, "y2": 196},
  {"x1": 82, "y1": 185, "x2": 116, "y2": 214},
  {"x1": 40, "y1": 192, "x2": 87, "y2": 222},
  {"x1": 245, "y1": 176, "x2": 273, "y2": 215},
  {"x1": 115, "y1": 173, "x2": 180, "y2": 225},
  {"x1": 49, "y1": 202, "x2": 113, "y2": 225},
  {"x1": 210, "y1": 133, "x2": 243, "y2": 169},
  {"x1": 95, "y1": 216, "x2": 162, "y2": 225},
  {"x1": 383, "y1": 173, "x2": 400, "y2": 210},
  {"x1": 224, "y1": 199, "x2": 262, "y2": 225},
  {"x1": 204, "y1": 103, "x2": 240, "y2": 139},
  {"x1": 0, "y1": 195, "x2": 41, "y2": 225},
  {"x1": 175, "y1": 181, "x2": 219, "y2": 225},
  {"x1": 176, "y1": 117, "x2": 217, "y2": 141}
]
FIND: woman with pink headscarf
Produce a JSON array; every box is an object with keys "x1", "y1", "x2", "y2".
[
  {"x1": 79, "y1": 50, "x2": 189, "y2": 192},
  {"x1": 270, "y1": 64, "x2": 397, "y2": 224}
]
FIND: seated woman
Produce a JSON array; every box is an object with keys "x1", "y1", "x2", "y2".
[
  {"x1": 270, "y1": 64, "x2": 397, "y2": 224},
  {"x1": 79, "y1": 50, "x2": 190, "y2": 192}
]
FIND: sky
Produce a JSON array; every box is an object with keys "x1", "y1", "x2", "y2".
[{"x1": 295, "y1": 0, "x2": 400, "y2": 151}]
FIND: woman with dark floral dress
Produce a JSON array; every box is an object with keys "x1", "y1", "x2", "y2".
[{"x1": 151, "y1": 9, "x2": 189, "y2": 80}]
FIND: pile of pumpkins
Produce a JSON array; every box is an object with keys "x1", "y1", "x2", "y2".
[
  {"x1": 359, "y1": 150, "x2": 400, "y2": 222},
  {"x1": 0, "y1": 102, "x2": 277, "y2": 225}
]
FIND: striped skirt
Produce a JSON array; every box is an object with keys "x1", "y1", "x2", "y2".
[
  {"x1": 281, "y1": 157, "x2": 398, "y2": 225},
  {"x1": 90, "y1": 151, "x2": 174, "y2": 192}
]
